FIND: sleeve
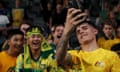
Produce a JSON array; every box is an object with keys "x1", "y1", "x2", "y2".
[
  {"x1": 15, "y1": 54, "x2": 24, "y2": 72},
  {"x1": 68, "y1": 50, "x2": 79, "y2": 64},
  {"x1": 0, "y1": 57, "x2": 2, "y2": 71},
  {"x1": 111, "y1": 53, "x2": 120, "y2": 72}
]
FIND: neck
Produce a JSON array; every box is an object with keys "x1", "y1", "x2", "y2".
[
  {"x1": 81, "y1": 40, "x2": 98, "y2": 52},
  {"x1": 31, "y1": 48, "x2": 41, "y2": 60},
  {"x1": 107, "y1": 35, "x2": 114, "y2": 39},
  {"x1": 7, "y1": 48, "x2": 19, "y2": 57}
]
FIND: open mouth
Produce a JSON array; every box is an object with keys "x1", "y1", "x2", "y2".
[
  {"x1": 32, "y1": 41, "x2": 40, "y2": 45},
  {"x1": 32, "y1": 43, "x2": 39, "y2": 45},
  {"x1": 57, "y1": 36, "x2": 61, "y2": 38}
]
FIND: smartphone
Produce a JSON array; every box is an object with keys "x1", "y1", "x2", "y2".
[{"x1": 67, "y1": 0, "x2": 84, "y2": 10}]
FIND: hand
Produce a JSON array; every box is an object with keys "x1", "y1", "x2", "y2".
[{"x1": 64, "y1": 8, "x2": 87, "y2": 35}]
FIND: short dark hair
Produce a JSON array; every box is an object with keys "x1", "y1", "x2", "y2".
[
  {"x1": 78, "y1": 19, "x2": 97, "y2": 29},
  {"x1": 101, "y1": 19, "x2": 116, "y2": 29},
  {"x1": 52, "y1": 24, "x2": 64, "y2": 32},
  {"x1": 6, "y1": 29, "x2": 24, "y2": 39}
]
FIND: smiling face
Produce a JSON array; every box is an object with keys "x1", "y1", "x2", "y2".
[
  {"x1": 103, "y1": 24, "x2": 114, "y2": 38},
  {"x1": 76, "y1": 23, "x2": 98, "y2": 45},
  {"x1": 8, "y1": 34, "x2": 24, "y2": 53},
  {"x1": 27, "y1": 34, "x2": 43, "y2": 51},
  {"x1": 53, "y1": 25, "x2": 64, "y2": 39}
]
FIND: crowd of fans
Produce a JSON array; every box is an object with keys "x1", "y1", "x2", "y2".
[{"x1": 0, "y1": 0, "x2": 120, "y2": 72}]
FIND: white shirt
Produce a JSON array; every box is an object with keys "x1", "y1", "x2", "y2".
[{"x1": 0, "y1": 15, "x2": 9, "y2": 25}]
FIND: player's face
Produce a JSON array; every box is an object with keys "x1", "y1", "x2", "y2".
[{"x1": 76, "y1": 23, "x2": 98, "y2": 44}]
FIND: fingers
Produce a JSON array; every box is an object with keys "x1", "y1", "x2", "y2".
[
  {"x1": 67, "y1": 8, "x2": 82, "y2": 20},
  {"x1": 66, "y1": 8, "x2": 87, "y2": 26},
  {"x1": 72, "y1": 16, "x2": 87, "y2": 26},
  {"x1": 71, "y1": 12, "x2": 87, "y2": 25},
  {"x1": 64, "y1": 8, "x2": 88, "y2": 34}
]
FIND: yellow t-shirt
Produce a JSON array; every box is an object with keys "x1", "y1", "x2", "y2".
[
  {"x1": 97, "y1": 37, "x2": 120, "y2": 50},
  {"x1": 103, "y1": 38, "x2": 120, "y2": 50},
  {"x1": 0, "y1": 51, "x2": 17, "y2": 72},
  {"x1": 97, "y1": 37, "x2": 106, "y2": 48},
  {"x1": 68, "y1": 48, "x2": 120, "y2": 72}
]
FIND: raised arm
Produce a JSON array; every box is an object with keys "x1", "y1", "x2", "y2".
[{"x1": 56, "y1": 8, "x2": 87, "y2": 65}]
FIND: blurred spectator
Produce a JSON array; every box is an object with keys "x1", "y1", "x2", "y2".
[
  {"x1": 114, "y1": 3, "x2": 120, "y2": 24},
  {"x1": 0, "y1": 1, "x2": 10, "y2": 16},
  {"x1": 100, "y1": 1, "x2": 110, "y2": 19},
  {"x1": 0, "y1": 29, "x2": 24, "y2": 72},
  {"x1": 15, "y1": 26, "x2": 57, "y2": 72},
  {"x1": 52, "y1": 24, "x2": 64, "y2": 46},
  {"x1": 0, "y1": 1, "x2": 10, "y2": 33},
  {"x1": 97, "y1": 20, "x2": 120, "y2": 50},
  {"x1": 43, "y1": 2, "x2": 53, "y2": 26},
  {"x1": 0, "y1": 13, "x2": 10, "y2": 51},
  {"x1": 1, "y1": 20, "x2": 31, "y2": 51},
  {"x1": 0, "y1": 2, "x2": 10, "y2": 51},
  {"x1": 50, "y1": 2, "x2": 67, "y2": 28},
  {"x1": 89, "y1": 3, "x2": 101, "y2": 18},
  {"x1": 0, "y1": 13, "x2": 10, "y2": 32},
  {"x1": 12, "y1": 0, "x2": 28, "y2": 28},
  {"x1": 106, "y1": 11, "x2": 117, "y2": 27},
  {"x1": 48, "y1": 24, "x2": 65, "y2": 51},
  {"x1": 116, "y1": 25, "x2": 120, "y2": 39}
]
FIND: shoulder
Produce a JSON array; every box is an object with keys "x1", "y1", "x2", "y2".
[
  {"x1": 0, "y1": 51, "x2": 6, "y2": 62},
  {"x1": 16, "y1": 53, "x2": 24, "y2": 61},
  {"x1": 99, "y1": 48, "x2": 119, "y2": 58},
  {"x1": 17, "y1": 53, "x2": 24, "y2": 58},
  {"x1": 97, "y1": 37, "x2": 105, "y2": 41},
  {"x1": 0, "y1": 51, "x2": 6, "y2": 57},
  {"x1": 68, "y1": 50, "x2": 79, "y2": 55}
]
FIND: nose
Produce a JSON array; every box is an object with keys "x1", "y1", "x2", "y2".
[
  {"x1": 79, "y1": 29, "x2": 84, "y2": 35},
  {"x1": 59, "y1": 31, "x2": 63, "y2": 34},
  {"x1": 17, "y1": 41, "x2": 23, "y2": 45}
]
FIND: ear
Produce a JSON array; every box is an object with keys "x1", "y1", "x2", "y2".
[
  {"x1": 7, "y1": 39, "x2": 10, "y2": 45},
  {"x1": 94, "y1": 28, "x2": 98, "y2": 35}
]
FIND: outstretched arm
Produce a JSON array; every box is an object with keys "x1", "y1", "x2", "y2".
[{"x1": 56, "y1": 8, "x2": 87, "y2": 65}]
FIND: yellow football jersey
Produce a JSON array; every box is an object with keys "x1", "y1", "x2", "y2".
[{"x1": 68, "y1": 48, "x2": 120, "y2": 72}]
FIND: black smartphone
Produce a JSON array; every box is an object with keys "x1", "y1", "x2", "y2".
[
  {"x1": 67, "y1": 0, "x2": 85, "y2": 19},
  {"x1": 67, "y1": 0, "x2": 84, "y2": 10}
]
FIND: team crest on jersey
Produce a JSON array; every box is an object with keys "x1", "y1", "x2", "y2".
[{"x1": 95, "y1": 61, "x2": 105, "y2": 67}]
